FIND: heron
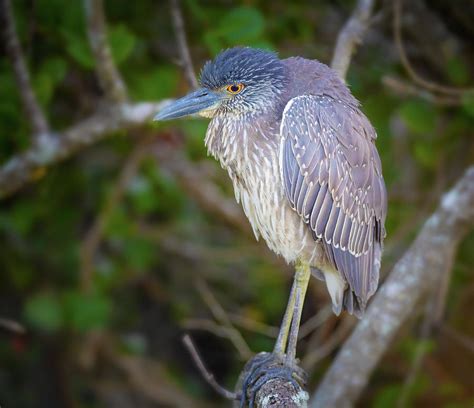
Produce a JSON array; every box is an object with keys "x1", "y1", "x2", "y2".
[{"x1": 155, "y1": 47, "x2": 387, "y2": 405}]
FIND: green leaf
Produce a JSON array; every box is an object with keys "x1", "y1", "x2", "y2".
[
  {"x1": 64, "y1": 25, "x2": 135, "y2": 69},
  {"x1": 122, "y1": 237, "x2": 156, "y2": 270},
  {"x1": 446, "y1": 57, "x2": 469, "y2": 86},
  {"x1": 461, "y1": 92, "x2": 474, "y2": 118},
  {"x1": 24, "y1": 293, "x2": 63, "y2": 332},
  {"x1": 372, "y1": 384, "x2": 400, "y2": 408},
  {"x1": 64, "y1": 32, "x2": 95, "y2": 69},
  {"x1": 204, "y1": 7, "x2": 266, "y2": 53},
  {"x1": 63, "y1": 291, "x2": 111, "y2": 332},
  {"x1": 130, "y1": 66, "x2": 179, "y2": 100},
  {"x1": 399, "y1": 100, "x2": 437, "y2": 134},
  {"x1": 413, "y1": 142, "x2": 436, "y2": 169},
  {"x1": 33, "y1": 58, "x2": 68, "y2": 105},
  {"x1": 109, "y1": 25, "x2": 136, "y2": 65}
]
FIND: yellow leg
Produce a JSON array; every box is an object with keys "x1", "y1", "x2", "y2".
[
  {"x1": 273, "y1": 260, "x2": 311, "y2": 360},
  {"x1": 273, "y1": 277, "x2": 297, "y2": 356},
  {"x1": 286, "y1": 261, "x2": 310, "y2": 362}
]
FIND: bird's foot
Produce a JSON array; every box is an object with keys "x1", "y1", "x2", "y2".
[{"x1": 238, "y1": 352, "x2": 307, "y2": 408}]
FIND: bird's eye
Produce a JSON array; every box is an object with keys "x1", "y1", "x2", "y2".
[{"x1": 226, "y1": 83, "x2": 244, "y2": 94}]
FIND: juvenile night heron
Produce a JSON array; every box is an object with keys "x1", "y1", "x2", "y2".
[{"x1": 155, "y1": 47, "x2": 387, "y2": 404}]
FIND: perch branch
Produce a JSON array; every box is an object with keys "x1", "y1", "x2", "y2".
[
  {"x1": 0, "y1": 0, "x2": 50, "y2": 138},
  {"x1": 170, "y1": 0, "x2": 198, "y2": 89},
  {"x1": 84, "y1": 0, "x2": 127, "y2": 103},
  {"x1": 311, "y1": 166, "x2": 474, "y2": 408},
  {"x1": 331, "y1": 0, "x2": 376, "y2": 80}
]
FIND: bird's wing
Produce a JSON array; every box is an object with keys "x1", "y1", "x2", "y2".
[{"x1": 280, "y1": 94, "x2": 387, "y2": 310}]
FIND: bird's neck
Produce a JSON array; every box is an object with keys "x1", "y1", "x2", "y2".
[{"x1": 205, "y1": 111, "x2": 281, "y2": 174}]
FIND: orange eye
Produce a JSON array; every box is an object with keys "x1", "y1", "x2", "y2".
[{"x1": 226, "y1": 83, "x2": 244, "y2": 94}]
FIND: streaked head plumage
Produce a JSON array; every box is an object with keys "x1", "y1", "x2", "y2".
[
  {"x1": 154, "y1": 47, "x2": 288, "y2": 121},
  {"x1": 199, "y1": 47, "x2": 288, "y2": 117}
]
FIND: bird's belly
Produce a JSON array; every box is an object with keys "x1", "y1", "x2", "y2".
[{"x1": 232, "y1": 170, "x2": 324, "y2": 266}]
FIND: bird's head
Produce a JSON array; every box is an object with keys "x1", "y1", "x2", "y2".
[{"x1": 154, "y1": 47, "x2": 288, "y2": 121}]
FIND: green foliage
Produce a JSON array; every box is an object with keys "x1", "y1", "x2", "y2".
[
  {"x1": 24, "y1": 292, "x2": 63, "y2": 332},
  {"x1": 446, "y1": 57, "x2": 470, "y2": 86},
  {"x1": 398, "y1": 100, "x2": 437, "y2": 134},
  {"x1": 63, "y1": 291, "x2": 111, "y2": 332},
  {"x1": 33, "y1": 58, "x2": 68, "y2": 106},
  {"x1": 461, "y1": 92, "x2": 474, "y2": 118},
  {"x1": 129, "y1": 66, "x2": 179, "y2": 100},
  {"x1": 24, "y1": 290, "x2": 111, "y2": 333},
  {"x1": 203, "y1": 7, "x2": 272, "y2": 53},
  {"x1": 65, "y1": 25, "x2": 136, "y2": 69}
]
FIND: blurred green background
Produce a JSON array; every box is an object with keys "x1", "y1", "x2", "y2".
[{"x1": 1, "y1": 0, "x2": 474, "y2": 407}]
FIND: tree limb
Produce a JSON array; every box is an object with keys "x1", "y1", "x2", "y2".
[
  {"x1": 84, "y1": 0, "x2": 128, "y2": 103},
  {"x1": 0, "y1": 0, "x2": 50, "y2": 138},
  {"x1": 170, "y1": 0, "x2": 198, "y2": 89},
  {"x1": 311, "y1": 166, "x2": 474, "y2": 408},
  {"x1": 331, "y1": 0, "x2": 376, "y2": 80},
  {"x1": 0, "y1": 101, "x2": 168, "y2": 198}
]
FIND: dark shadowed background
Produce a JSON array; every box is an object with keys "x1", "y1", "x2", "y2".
[{"x1": 1, "y1": 0, "x2": 474, "y2": 407}]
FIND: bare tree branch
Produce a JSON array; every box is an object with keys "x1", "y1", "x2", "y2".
[
  {"x1": 80, "y1": 139, "x2": 151, "y2": 292},
  {"x1": 311, "y1": 166, "x2": 474, "y2": 408},
  {"x1": 84, "y1": 0, "x2": 127, "y2": 103},
  {"x1": 170, "y1": 0, "x2": 198, "y2": 89},
  {"x1": 0, "y1": 0, "x2": 50, "y2": 138},
  {"x1": 393, "y1": 0, "x2": 474, "y2": 97},
  {"x1": 183, "y1": 334, "x2": 237, "y2": 401},
  {"x1": 331, "y1": 0, "x2": 376, "y2": 80},
  {"x1": 0, "y1": 317, "x2": 26, "y2": 334},
  {"x1": 0, "y1": 101, "x2": 168, "y2": 199},
  {"x1": 382, "y1": 76, "x2": 462, "y2": 107}
]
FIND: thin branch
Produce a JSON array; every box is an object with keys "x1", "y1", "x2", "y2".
[
  {"x1": 311, "y1": 166, "x2": 474, "y2": 407},
  {"x1": 0, "y1": 101, "x2": 169, "y2": 199},
  {"x1": 298, "y1": 305, "x2": 333, "y2": 340},
  {"x1": 302, "y1": 317, "x2": 355, "y2": 370},
  {"x1": 438, "y1": 324, "x2": 474, "y2": 355},
  {"x1": 0, "y1": 317, "x2": 26, "y2": 334},
  {"x1": 182, "y1": 334, "x2": 237, "y2": 400},
  {"x1": 393, "y1": 0, "x2": 474, "y2": 97},
  {"x1": 195, "y1": 279, "x2": 252, "y2": 360},
  {"x1": 80, "y1": 139, "x2": 151, "y2": 291},
  {"x1": 228, "y1": 313, "x2": 279, "y2": 338},
  {"x1": 382, "y1": 76, "x2": 462, "y2": 107},
  {"x1": 170, "y1": 0, "x2": 198, "y2": 89},
  {"x1": 331, "y1": 0, "x2": 376, "y2": 80},
  {"x1": 84, "y1": 0, "x2": 127, "y2": 103},
  {"x1": 0, "y1": 0, "x2": 50, "y2": 137}
]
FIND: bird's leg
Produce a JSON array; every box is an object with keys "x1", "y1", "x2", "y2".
[
  {"x1": 285, "y1": 261, "x2": 311, "y2": 362},
  {"x1": 273, "y1": 275, "x2": 298, "y2": 356},
  {"x1": 238, "y1": 261, "x2": 310, "y2": 407}
]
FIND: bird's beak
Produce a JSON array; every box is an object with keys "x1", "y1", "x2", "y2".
[{"x1": 154, "y1": 88, "x2": 223, "y2": 121}]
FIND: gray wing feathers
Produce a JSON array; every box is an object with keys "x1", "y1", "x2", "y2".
[{"x1": 281, "y1": 95, "x2": 387, "y2": 310}]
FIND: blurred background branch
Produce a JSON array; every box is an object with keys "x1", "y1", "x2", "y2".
[
  {"x1": 84, "y1": 0, "x2": 127, "y2": 103},
  {"x1": 0, "y1": 0, "x2": 50, "y2": 139}
]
